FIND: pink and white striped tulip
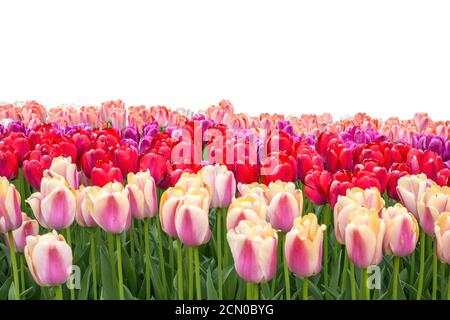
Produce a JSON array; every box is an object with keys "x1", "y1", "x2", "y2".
[
  {"x1": 24, "y1": 230, "x2": 73, "y2": 286},
  {"x1": 200, "y1": 164, "x2": 236, "y2": 208},
  {"x1": 159, "y1": 186, "x2": 186, "y2": 238},
  {"x1": 226, "y1": 194, "x2": 267, "y2": 230},
  {"x1": 417, "y1": 185, "x2": 450, "y2": 236},
  {"x1": 26, "y1": 174, "x2": 76, "y2": 230},
  {"x1": 435, "y1": 212, "x2": 450, "y2": 264},
  {"x1": 238, "y1": 182, "x2": 269, "y2": 204},
  {"x1": 396, "y1": 174, "x2": 433, "y2": 219},
  {"x1": 88, "y1": 182, "x2": 131, "y2": 234},
  {"x1": 47, "y1": 156, "x2": 80, "y2": 188},
  {"x1": 382, "y1": 204, "x2": 419, "y2": 256},
  {"x1": 345, "y1": 207, "x2": 385, "y2": 269},
  {"x1": 175, "y1": 188, "x2": 211, "y2": 246},
  {"x1": 0, "y1": 176, "x2": 22, "y2": 233},
  {"x1": 285, "y1": 213, "x2": 326, "y2": 277},
  {"x1": 75, "y1": 186, "x2": 98, "y2": 228},
  {"x1": 4, "y1": 212, "x2": 39, "y2": 252},
  {"x1": 227, "y1": 219, "x2": 278, "y2": 283},
  {"x1": 126, "y1": 170, "x2": 158, "y2": 219},
  {"x1": 267, "y1": 180, "x2": 303, "y2": 232}
]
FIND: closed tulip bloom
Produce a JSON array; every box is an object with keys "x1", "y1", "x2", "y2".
[
  {"x1": 27, "y1": 174, "x2": 76, "y2": 230},
  {"x1": 396, "y1": 174, "x2": 433, "y2": 219},
  {"x1": 4, "y1": 212, "x2": 39, "y2": 252},
  {"x1": 238, "y1": 182, "x2": 269, "y2": 204},
  {"x1": 345, "y1": 207, "x2": 385, "y2": 268},
  {"x1": 285, "y1": 214, "x2": 326, "y2": 277},
  {"x1": 75, "y1": 186, "x2": 98, "y2": 228},
  {"x1": 200, "y1": 164, "x2": 236, "y2": 208},
  {"x1": 227, "y1": 219, "x2": 278, "y2": 283},
  {"x1": 266, "y1": 180, "x2": 303, "y2": 232},
  {"x1": 434, "y1": 212, "x2": 450, "y2": 264},
  {"x1": 126, "y1": 170, "x2": 158, "y2": 219},
  {"x1": 175, "y1": 188, "x2": 211, "y2": 246},
  {"x1": 88, "y1": 182, "x2": 130, "y2": 234},
  {"x1": 159, "y1": 186, "x2": 186, "y2": 238},
  {"x1": 47, "y1": 156, "x2": 79, "y2": 188},
  {"x1": 226, "y1": 194, "x2": 267, "y2": 230},
  {"x1": 382, "y1": 204, "x2": 419, "y2": 256},
  {"x1": 0, "y1": 177, "x2": 22, "y2": 233},
  {"x1": 24, "y1": 230, "x2": 73, "y2": 286},
  {"x1": 175, "y1": 172, "x2": 205, "y2": 191},
  {"x1": 417, "y1": 185, "x2": 450, "y2": 236}
]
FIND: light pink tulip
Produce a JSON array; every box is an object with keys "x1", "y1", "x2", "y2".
[
  {"x1": 126, "y1": 170, "x2": 158, "y2": 219},
  {"x1": 47, "y1": 156, "x2": 80, "y2": 188},
  {"x1": 417, "y1": 185, "x2": 450, "y2": 236},
  {"x1": 0, "y1": 177, "x2": 22, "y2": 233},
  {"x1": 396, "y1": 174, "x2": 433, "y2": 219},
  {"x1": 285, "y1": 214, "x2": 326, "y2": 277},
  {"x1": 75, "y1": 186, "x2": 98, "y2": 228},
  {"x1": 175, "y1": 188, "x2": 211, "y2": 246},
  {"x1": 435, "y1": 212, "x2": 450, "y2": 264},
  {"x1": 26, "y1": 174, "x2": 76, "y2": 230},
  {"x1": 382, "y1": 204, "x2": 419, "y2": 256},
  {"x1": 226, "y1": 194, "x2": 267, "y2": 230},
  {"x1": 238, "y1": 182, "x2": 269, "y2": 204},
  {"x1": 24, "y1": 230, "x2": 73, "y2": 286},
  {"x1": 345, "y1": 207, "x2": 385, "y2": 269},
  {"x1": 200, "y1": 164, "x2": 236, "y2": 208},
  {"x1": 4, "y1": 212, "x2": 39, "y2": 252},
  {"x1": 159, "y1": 186, "x2": 186, "y2": 239},
  {"x1": 227, "y1": 219, "x2": 278, "y2": 283}
]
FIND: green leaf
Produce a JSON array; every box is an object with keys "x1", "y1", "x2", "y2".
[
  {"x1": 0, "y1": 278, "x2": 12, "y2": 299},
  {"x1": 100, "y1": 247, "x2": 116, "y2": 299},
  {"x1": 78, "y1": 268, "x2": 91, "y2": 300},
  {"x1": 122, "y1": 248, "x2": 137, "y2": 295},
  {"x1": 206, "y1": 267, "x2": 218, "y2": 299}
]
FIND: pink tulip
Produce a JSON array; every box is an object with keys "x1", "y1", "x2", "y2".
[
  {"x1": 87, "y1": 182, "x2": 130, "y2": 234},
  {"x1": 75, "y1": 186, "x2": 98, "y2": 228},
  {"x1": 345, "y1": 207, "x2": 385, "y2": 268},
  {"x1": 285, "y1": 213, "x2": 326, "y2": 277},
  {"x1": 0, "y1": 177, "x2": 22, "y2": 233},
  {"x1": 226, "y1": 194, "x2": 267, "y2": 230},
  {"x1": 266, "y1": 181, "x2": 303, "y2": 232},
  {"x1": 435, "y1": 212, "x2": 450, "y2": 264},
  {"x1": 175, "y1": 188, "x2": 211, "y2": 246},
  {"x1": 200, "y1": 164, "x2": 236, "y2": 208},
  {"x1": 159, "y1": 186, "x2": 185, "y2": 238},
  {"x1": 126, "y1": 170, "x2": 158, "y2": 219},
  {"x1": 227, "y1": 219, "x2": 278, "y2": 283},
  {"x1": 24, "y1": 230, "x2": 73, "y2": 286},
  {"x1": 47, "y1": 156, "x2": 79, "y2": 188},
  {"x1": 4, "y1": 212, "x2": 39, "y2": 252},
  {"x1": 396, "y1": 174, "x2": 433, "y2": 219},
  {"x1": 26, "y1": 174, "x2": 76, "y2": 229},
  {"x1": 417, "y1": 185, "x2": 450, "y2": 236},
  {"x1": 382, "y1": 204, "x2": 419, "y2": 256},
  {"x1": 238, "y1": 182, "x2": 270, "y2": 204}
]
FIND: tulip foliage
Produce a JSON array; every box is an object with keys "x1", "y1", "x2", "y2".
[{"x1": 0, "y1": 100, "x2": 449, "y2": 300}]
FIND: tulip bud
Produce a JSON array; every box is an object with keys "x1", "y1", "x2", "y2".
[
  {"x1": 199, "y1": 164, "x2": 236, "y2": 208},
  {"x1": 227, "y1": 219, "x2": 278, "y2": 283},
  {"x1": 175, "y1": 172, "x2": 205, "y2": 191},
  {"x1": 175, "y1": 188, "x2": 211, "y2": 246},
  {"x1": 126, "y1": 170, "x2": 158, "y2": 219},
  {"x1": 24, "y1": 230, "x2": 73, "y2": 286},
  {"x1": 435, "y1": 212, "x2": 450, "y2": 264},
  {"x1": 238, "y1": 182, "x2": 269, "y2": 204},
  {"x1": 0, "y1": 176, "x2": 22, "y2": 233},
  {"x1": 382, "y1": 204, "x2": 419, "y2": 256},
  {"x1": 226, "y1": 194, "x2": 267, "y2": 230},
  {"x1": 26, "y1": 174, "x2": 76, "y2": 230},
  {"x1": 417, "y1": 185, "x2": 450, "y2": 236},
  {"x1": 4, "y1": 212, "x2": 39, "y2": 252},
  {"x1": 88, "y1": 182, "x2": 130, "y2": 233},
  {"x1": 396, "y1": 174, "x2": 433, "y2": 219},
  {"x1": 285, "y1": 214, "x2": 326, "y2": 277},
  {"x1": 47, "y1": 156, "x2": 79, "y2": 188},
  {"x1": 345, "y1": 207, "x2": 385, "y2": 268},
  {"x1": 266, "y1": 181, "x2": 303, "y2": 232}
]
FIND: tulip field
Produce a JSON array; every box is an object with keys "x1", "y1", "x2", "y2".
[{"x1": 0, "y1": 99, "x2": 450, "y2": 301}]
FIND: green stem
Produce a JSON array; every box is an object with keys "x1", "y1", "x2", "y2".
[
  {"x1": 8, "y1": 231, "x2": 20, "y2": 300},
  {"x1": 89, "y1": 228, "x2": 98, "y2": 300},
  {"x1": 410, "y1": 250, "x2": 415, "y2": 285},
  {"x1": 54, "y1": 285, "x2": 63, "y2": 300},
  {"x1": 65, "y1": 227, "x2": 74, "y2": 300},
  {"x1": 322, "y1": 205, "x2": 330, "y2": 288},
  {"x1": 144, "y1": 218, "x2": 152, "y2": 300},
  {"x1": 155, "y1": 217, "x2": 168, "y2": 299},
  {"x1": 223, "y1": 208, "x2": 229, "y2": 268},
  {"x1": 217, "y1": 208, "x2": 223, "y2": 300},
  {"x1": 169, "y1": 236, "x2": 175, "y2": 282},
  {"x1": 20, "y1": 254, "x2": 25, "y2": 293},
  {"x1": 441, "y1": 263, "x2": 446, "y2": 299},
  {"x1": 340, "y1": 247, "x2": 348, "y2": 292},
  {"x1": 194, "y1": 246, "x2": 201, "y2": 300},
  {"x1": 115, "y1": 233, "x2": 124, "y2": 300},
  {"x1": 253, "y1": 283, "x2": 259, "y2": 300},
  {"x1": 188, "y1": 247, "x2": 194, "y2": 300},
  {"x1": 130, "y1": 220, "x2": 135, "y2": 268},
  {"x1": 177, "y1": 240, "x2": 184, "y2": 300},
  {"x1": 360, "y1": 268, "x2": 369, "y2": 300},
  {"x1": 447, "y1": 267, "x2": 450, "y2": 300},
  {"x1": 350, "y1": 261, "x2": 356, "y2": 300},
  {"x1": 107, "y1": 232, "x2": 117, "y2": 297},
  {"x1": 282, "y1": 233, "x2": 291, "y2": 300},
  {"x1": 392, "y1": 256, "x2": 399, "y2": 300},
  {"x1": 432, "y1": 237, "x2": 437, "y2": 300},
  {"x1": 246, "y1": 283, "x2": 253, "y2": 300},
  {"x1": 417, "y1": 229, "x2": 425, "y2": 300},
  {"x1": 303, "y1": 277, "x2": 309, "y2": 300}
]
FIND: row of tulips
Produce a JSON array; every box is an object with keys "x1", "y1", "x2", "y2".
[{"x1": 0, "y1": 99, "x2": 449, "y2": 301}]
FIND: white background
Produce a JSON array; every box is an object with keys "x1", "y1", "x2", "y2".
[{"x1": 0, "y1": 0, "x2": 449, "y2": 121}]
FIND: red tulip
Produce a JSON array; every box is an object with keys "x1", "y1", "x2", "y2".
[
  {"x1": 91, "y1": 161, "x2": 123, "y2": 187},
  {"x1": 436, "y1": 168, "x2": 450, "y2": 187},
  {"x1": 71, "y1": 130, "x2": 93, "y2": 164},
  {"x1": 1, "y1": 132, "x2": 31, "y2": 166},
  {"x1": 329, "y1": 171, "x2": 354, "y2": 208},
  {"x1": 234, "y1": 160, "x2": 260, "y2": 185},
  {"x1": 294, "y1": 142, "x2": 324, "y2": 183},
  {"x1": 407, "y1": 149, "x2": 444, "y2": 180},
  {"x1": 81, "y1": 148, "x2": 111, "y2": 178},
  {"x1": 113, "y1": 144, "x2": 138, "y2": 176},
  {"x1": 386, "y1": 170, "x2": 409, "y2": 200},
  {"x1": 261, "y1": 153, "x2": 297, "y2": 185},
  {"x1": 139, "y1": 152, "x2": 168, "y2": 188},
  {"x1": 304, "y1": 170, "x2": 332, "y2": 205},
  {"x1": 22, "y1": 150, "x2": 52, "y2": 189},
  {"x1": 316, "y1": 131, "x2": 339, "y2": 158},
  {"x1": 0, "y1": 146, "x2": 18, "y2": 180}
]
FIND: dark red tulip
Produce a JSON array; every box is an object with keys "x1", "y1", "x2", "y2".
[
  {"x1": 386, "y1": 170, "x2": 409, "y2": 200},
  {"x1": 316, "y1": 131, "x2": 339, "y2": 158},
  {"x1": 304, "y1": 170, "x2": 332, "y2": 205},
  {"x1": 436, "y1": 168, "x2": 450, "y2": 187},
  {"x1": 91, "y1": 161, "x2": 123, "y2": 187},
  {"x1": 0, "y1": 132, "x2": 31, "y2": 166},
  {"x1": 234, "y1": 160, "x2": 260, "y2": 185},
  {"x1": 81, "y1": 148, "x2": 111, "y2": 178},
  {"x1": 139, "y1": 152, "x2": 168, "y2": 187},
  {"x1": 22, "y1": 150, "x2": 52, "y2": 189},
  {"x1": 113, "y1": 144, "x2": 138, "y2": 176}
]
